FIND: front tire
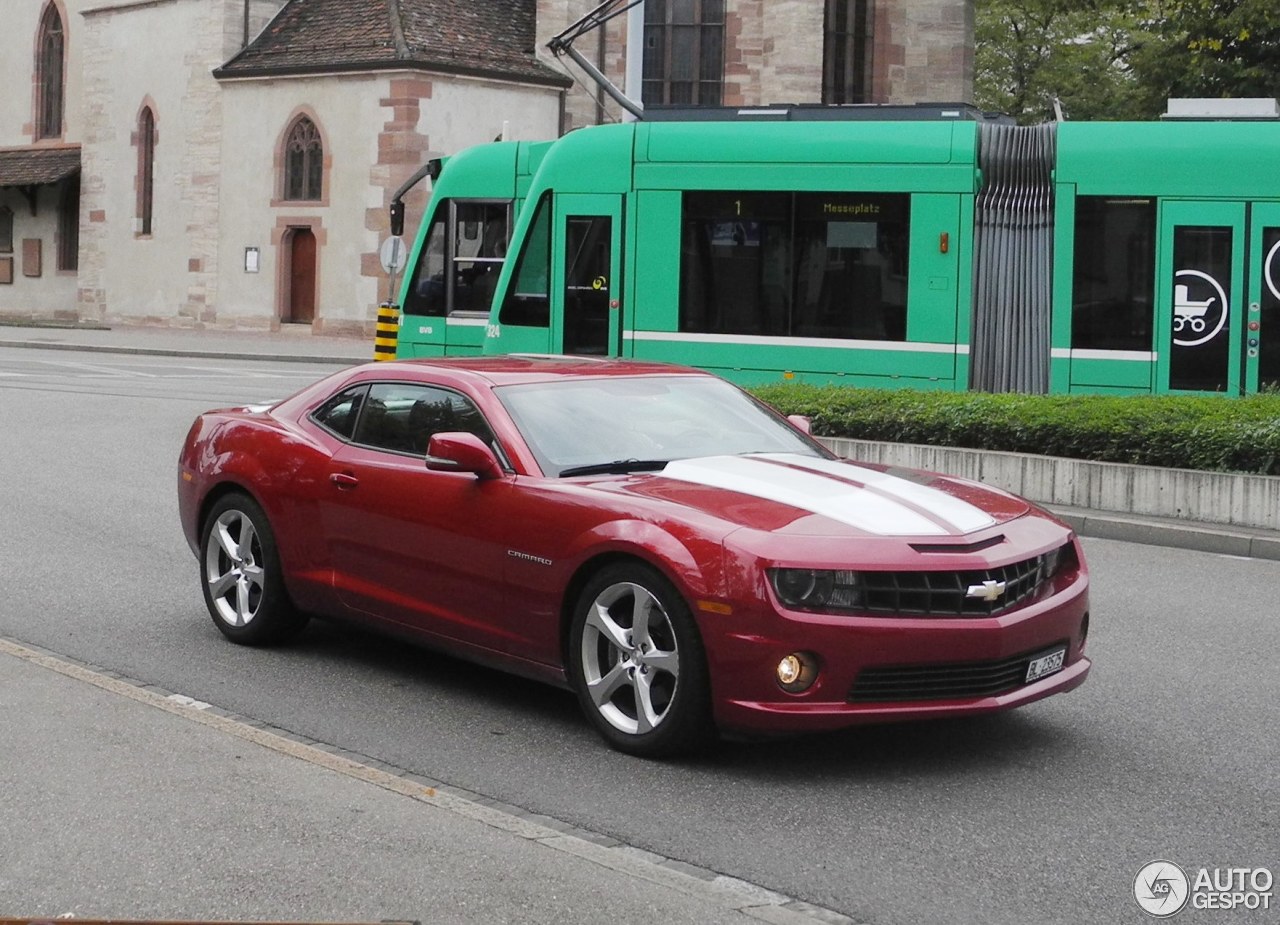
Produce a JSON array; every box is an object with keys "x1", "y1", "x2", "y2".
[
  {"x1": 568, "y1": 562, "x2": 714, "y2": 758},
  {"x1": 199, "y1": 493, "x2": 308, "y2": 646}
]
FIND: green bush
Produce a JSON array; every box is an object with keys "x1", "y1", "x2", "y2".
[{"x1": 750, "y1": 385, "x2": 1280, "y2": 476}]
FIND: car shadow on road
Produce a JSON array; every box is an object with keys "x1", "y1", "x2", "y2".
[
  {"x1": 270, "y1": 617, "x2": 1087, "y2": 779},
  {"x1": 707, "y1": 708, "x2": 1087, "y2": 781}
]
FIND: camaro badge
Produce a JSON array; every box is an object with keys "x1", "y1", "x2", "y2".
[{"x1": 966, "y1": 579, "x2": 1007, "y2": 602}]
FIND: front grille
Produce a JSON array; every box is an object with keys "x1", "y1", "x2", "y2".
[
  {"x1": 848, "y1": 644, "x2": 1069, "y2": 703},
  {"x1": 860, "y1": 553, "x2": 1055, "y2": 617}
]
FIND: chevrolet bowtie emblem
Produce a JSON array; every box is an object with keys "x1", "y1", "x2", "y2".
[{"x1": 966, "y1": 579, "x2": 1007, "y2": 602}]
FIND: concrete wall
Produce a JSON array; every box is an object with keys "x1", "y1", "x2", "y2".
[{"x1": 822, "y1": 438, "x2": 1280, "y2": 532}]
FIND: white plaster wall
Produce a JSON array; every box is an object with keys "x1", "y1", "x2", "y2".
[
  {"x1": 217, "y1": 74, "x2": 387, "y2": 327},
  {"x1": 0, "y1": 186, "x2": 79, "y2": 315},
  {"x1": 216, "y1": 72, "x2": 561, "y2": 329},
  {"x1": 425, "y1": 77, "x2": 563, "y2": 148}
]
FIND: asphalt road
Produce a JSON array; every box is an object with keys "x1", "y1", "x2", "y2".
[{"x1": 2, "y1": 348, "x2": 1277, "y2": 925}]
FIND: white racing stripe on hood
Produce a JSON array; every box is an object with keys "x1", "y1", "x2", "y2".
[{"x1": 662, "y1": 454, "x2": 995, "y2": 536}]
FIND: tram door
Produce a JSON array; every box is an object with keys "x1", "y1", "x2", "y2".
[
  {"x1": 1249, "y1": 204, "x2": 1280, "y2": 391},
  {"x1": 1155, "y1": 202, "x2": 1246, "y2": 393},
  {"x1": 555, "y1": 194, "x2": 623, "y2": 356}
]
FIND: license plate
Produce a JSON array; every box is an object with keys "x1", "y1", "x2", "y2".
[{"x1": 1025, "y1": 647, "x2": 1067, "y2": 683}]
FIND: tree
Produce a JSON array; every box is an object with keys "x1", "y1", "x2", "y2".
[
  {"x1": 1129, "y1": 0, "x2": 1280, "y2": 108},
  {"x1": 976, "y1": 0, "x2": 1280, "y2": 123},
  {"x1": 976, "y1": 0, "x2": 1152, "y2": 123}
]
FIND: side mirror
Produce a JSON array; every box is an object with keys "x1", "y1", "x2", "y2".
[
  {"x1": 425, "y1": 432, "x2": 503, "y2": 480},
  {"x1": 787, "y1": 414, "x2": 812, "y2": 435},
  {"x1": 389, "y1": 200, "x2": 405, "y2": 237}
]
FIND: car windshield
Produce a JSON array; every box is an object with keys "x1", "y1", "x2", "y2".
[{"x1": 496, "y1": 375, "x2": 828, "y2": 477}]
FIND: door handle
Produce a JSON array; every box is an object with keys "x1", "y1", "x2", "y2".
[{"x1": 329, "y1": 472, "x2": 359, "y2": 490}]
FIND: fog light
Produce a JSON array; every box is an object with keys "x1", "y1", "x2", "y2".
[{"x1": 775, "y1": 652, "x2": 818, "y2": 693}]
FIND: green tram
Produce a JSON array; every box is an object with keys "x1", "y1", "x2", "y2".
[{"x1": 393, "y1": 110, "x2": 1280, "y2": 395}]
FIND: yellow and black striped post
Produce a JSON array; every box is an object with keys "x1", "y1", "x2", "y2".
[{"x1": 374, "y1": 302, "x2": 400, "y2": 361}]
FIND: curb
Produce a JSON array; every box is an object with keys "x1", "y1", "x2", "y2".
[{"x1": 1048, "y1": 506, "x2": 1280, "y2": 561}]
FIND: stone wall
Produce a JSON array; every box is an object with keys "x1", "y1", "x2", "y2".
[
  {"x1": 874, "y1": 0, "x2": 974, "y2": 104},
  {"x1": 538, "y1": 0, "x2": 975, "y2": 130}
]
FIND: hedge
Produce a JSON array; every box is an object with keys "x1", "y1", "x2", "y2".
[{"x1": 749, "y1": 385, "x2": 1280, "y2": 476}]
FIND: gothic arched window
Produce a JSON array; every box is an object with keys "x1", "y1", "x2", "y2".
[
  {"x1": 138, "y1": 106, "x2": 156, "y2": 235},
  {"x1": 283, "y1": 116, "x2": 323, "y2": 201},
  {"x1": 36, "y1": 5, "x2": 65, "y2": 139}
]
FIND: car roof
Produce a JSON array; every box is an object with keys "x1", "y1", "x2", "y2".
[{"x1": 348, "y1": 355, "x2": 711, "y2": 387}]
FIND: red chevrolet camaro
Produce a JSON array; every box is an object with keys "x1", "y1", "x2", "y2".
[{"x1": 178, "y1": 356, "x2": 1091, "y2": 757}]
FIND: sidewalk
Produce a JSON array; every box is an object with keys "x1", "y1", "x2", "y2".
[
  {"x1": 0, "y1": 637, "x2": 819, "y2": 924},
  {"x1": 2, "y1": 318, "x2": 1277, "y2": 561}
]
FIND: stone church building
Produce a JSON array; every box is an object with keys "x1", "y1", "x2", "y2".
[{"x1": 0, "y1": 0, "x2": 972, "y2": 335}]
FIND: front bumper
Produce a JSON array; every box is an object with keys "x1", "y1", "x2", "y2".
[{"x1": 701, "y1": 571, "x2": 1091, "y2": 736}]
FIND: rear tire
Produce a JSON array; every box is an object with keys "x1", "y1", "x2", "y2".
[
  {"x1": 199, "y1": 493, "x2": 308, "y2": 646},
  {"x1": 568, "y1": 562, "x2": 714, "y2": 758}
]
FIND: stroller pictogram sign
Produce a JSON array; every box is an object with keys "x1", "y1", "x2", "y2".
[{"x1": 1172, "y1": 269, "x2": 1228, "y2": 347}]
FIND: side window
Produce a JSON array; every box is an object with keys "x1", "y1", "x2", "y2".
[
  {"x1": 352, "y1": 383, "x2": 497, "y2": 457},
  {"x1": 1071, "y1": 196, "x2": 1155, "y2": 352},
  {"x1": 792, "y1": 192, "x2": 909, "y2": 341},
  {"x1": 680, "y1": 190, "x2": 909, "y2": 340},
  {"x1": 311, "y1": 385, "x2": 368, "y2": 440},
  {"x1": 499, "y1": 194, "x2": 552, "y2": 327},
  {"x1": 681, "y1": 191, "x2": 789, "y2": 336}
]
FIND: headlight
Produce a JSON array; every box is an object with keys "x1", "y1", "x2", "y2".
[
  {"x1": 769, "y1": 568, "x2": 863, "y2": 611},
  {"x1": 1041, "y1": 541, "x2": 1078, "y2": 580}
]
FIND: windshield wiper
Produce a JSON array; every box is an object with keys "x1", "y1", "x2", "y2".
[{"x1": 558, "y1": 458, "x2": 669, "y2": 478}]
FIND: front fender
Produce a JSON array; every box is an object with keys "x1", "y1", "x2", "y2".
[{"x1": 557, "y1": 517, "x2": 726, "y2": 605}]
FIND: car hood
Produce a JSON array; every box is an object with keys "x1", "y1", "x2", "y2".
[{"x1": 592, "y1": 453, "x2": 1032, "y2": 538}]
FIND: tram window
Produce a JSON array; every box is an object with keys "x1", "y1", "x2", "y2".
[
  {"x1": 680, "y1": 192, "x2": 789, "y2": 336},
  {"x1": 403, "y1": 200, "x2": 509, "y2": 317},
  {"x1": 793, "y1": 193, "x2": 909, "y2": 340},
  {"x1": 500, "y1": 193, "x2": 552, "y2": 327},
  {"x1": 1261, "y1": 227, "x2": 1280, "y2": 390},
  {"x1": 679, "y1": 191, "x2": 909, "y2": 340},
  {"x1": 1071, "y1": 197, "x2": 1155, "y2": 351},
  {"x1": 404, "y1": 211, "x2": 447, "y2": 316}
]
